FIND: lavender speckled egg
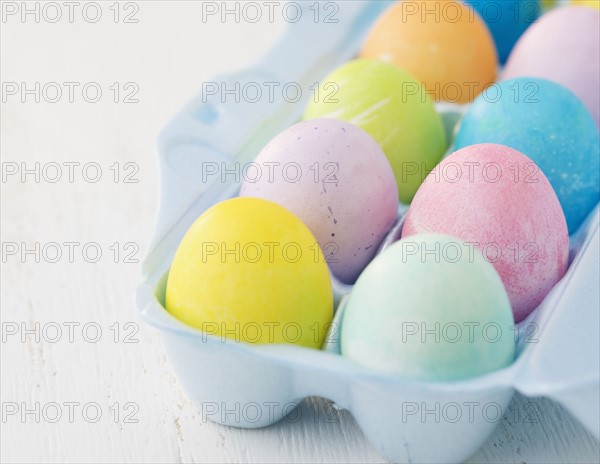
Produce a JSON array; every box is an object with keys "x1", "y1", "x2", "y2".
[
  {"x1": 240, "y1": 119, "x2": 399, "y2": 284},
  {"x1": 503, "y1": 6, "x2": 600, "y2": 127},
  {"x1": 402, "y1": 144, "x2": 569, "y2": 323}
]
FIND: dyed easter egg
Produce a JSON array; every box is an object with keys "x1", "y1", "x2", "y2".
[
  {"x1": 166, "y1": 197, "x2": 333, "y2": 348},
  {"x1": 240, "y1": 119, "x2": 398, "y2": 284},
  {"x1": 360, "y1": 0, "x2": 498, "y2": 103},
  {"x1": 464, "y1": 1, "x2": 540, "y2": 63},
  {"x1": 503, "y1": 6, "x2": 600, "y2": 127},
  {"x1": 341, "y1": 234, "x2": 515, "y2": 381},
  {"x1": 303, "y1": 59, "x2": 447, "y2": 204},
  {"x1": 571, "y1": 1, "x2": 600, "y2": 10},
  {"x1": 403, "y1": 144, "x2": 569, "y2": 323},
  {"x1": 454, "y1": 78, "x2": 600, "y2": 234}
]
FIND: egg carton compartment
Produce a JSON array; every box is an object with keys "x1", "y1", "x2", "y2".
[
  {"x1": 138, "y1": 208, "x2": 598, "y2": 463},
  {"x1": 136, "y1": 2, "x2": 600, "y2": 462}
]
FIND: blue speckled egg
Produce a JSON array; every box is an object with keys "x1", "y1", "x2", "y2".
[
  {"x1": 454, "y1": 78, "x2": 600, "y2": 234},
  {"x1": 465, "y1": 0, "x2": 540, "y2": 63}
]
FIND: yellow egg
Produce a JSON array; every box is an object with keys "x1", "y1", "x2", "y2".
[
  {"x1": 572, "y1": 0, "x2": 600, "y2": 10},
  {"x1": 165, "y1": 197, "x2": 333, "y2": 348},
  {"x1": 541, "y1": 0, "x2": 557, "y2": 9},
  {"x1": 361, "y1": 0, "x2": 498, "y2": 103}
]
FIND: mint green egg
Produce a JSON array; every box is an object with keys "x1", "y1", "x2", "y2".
[
  {"x1": 304, "y1": 59, "x2": 447, "y2": 204},
  {"x1": 341, "y1": 234, "x2": 515, "y2": 382}
]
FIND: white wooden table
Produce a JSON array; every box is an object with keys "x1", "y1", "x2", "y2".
[{"x1": 1, "y1": 2, "x2": 598, "y2": 462}]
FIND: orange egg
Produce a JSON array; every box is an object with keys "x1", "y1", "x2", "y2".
[{"x1": 361, "y1": 0, "x2": 498, "y2": 103}]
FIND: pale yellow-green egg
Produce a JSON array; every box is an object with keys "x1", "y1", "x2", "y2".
[
  {"x1": 304, "y1": 59, "x2": 447, "y2": 204},
  {"x1": 572, "y1": 0, "x2": 600, "y2": 10},
  {"x1": 165, "y1": 197, "x2": 333, "y2": 348}
]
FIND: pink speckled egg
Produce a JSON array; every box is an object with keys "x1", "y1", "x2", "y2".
[
  {"x1": 503, "y1": 6, "x2": 600, "y2": 127},
  {"x1": 240, "y1": 119, "x2": 398, "y2": 284},
  {"x1": 402, "y1": 144, "x2": 569, "y2": 322}
]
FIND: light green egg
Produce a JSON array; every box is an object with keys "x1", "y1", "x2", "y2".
[
  {"x1": 304, "y1": 59, "x2": 447, "y2": 204},
  {"x1": 341, "y1": 234, "x2": 515, "y2": 382}
]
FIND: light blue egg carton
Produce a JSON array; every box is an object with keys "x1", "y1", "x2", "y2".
[{"x1": 136, "y1": 2, "x2": 600, "y2": 462}]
